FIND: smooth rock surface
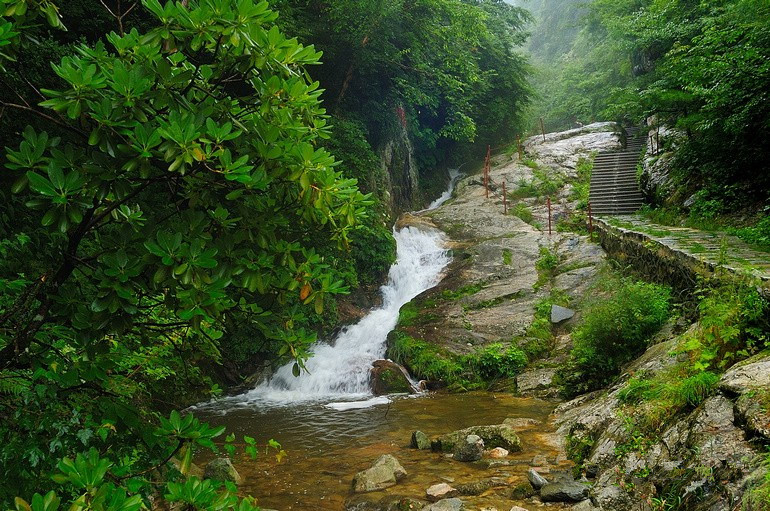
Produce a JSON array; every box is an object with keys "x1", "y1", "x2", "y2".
[
  {"x1": 371, "y1": 360, "x2": 416, "y2": 395},
  {"x1": 550, "y1": 304, "x2": 575, "y2": 323}
]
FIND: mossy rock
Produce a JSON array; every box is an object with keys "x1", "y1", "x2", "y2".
[
  {"x1": 434, "y1": 424, "x2": 521, "y2": 453},
  {"x1": 371, "y1": 360, "x2": 415, "y2": 395}
]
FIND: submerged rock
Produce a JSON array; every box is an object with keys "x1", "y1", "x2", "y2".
[
  {"x1": 453, "y1": 434, "x2": 484, "y2": 462},
  {"x1": 527, "y1": 468, "x2": 548, "y2": 490},
  {"x1": 204, "y1": 457, "x2": 242, "y2": 484},
  {"x1": 352, "y1": 455, "x2": 407, "y2": 493},
  {"x1": 424, "y1": 498, "x2": 464, "y2": 511},
  {"x1": 435, "y1": 424, "x2": 521, "y2": 453},
  {"x1": 540, "y1": 481, "x2": 590, "y2": 502},
  {"x1": 371, "y1": 360, "x2": 416, "y2": 395},
  {"x1": 411, "y1": 430, "x2": 431, "y2": 450}
]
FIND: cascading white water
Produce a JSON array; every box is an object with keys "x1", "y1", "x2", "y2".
[
  {"x1": 198, "y1": 168, "x2": 461, "y2": 410},
  {"x1": 234, "y1": 226, "x2": 450, "y2": 406},
  {"x1": 427, "y1": 167, "x2": 462, "y2": 210}
]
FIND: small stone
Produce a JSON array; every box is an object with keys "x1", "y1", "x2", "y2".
[
  {"x1": 424, "y1": 498, "x2": 464, "y2": 511},
  {"x1": 411, "y1": 430, "x2": 431, "y2": 450},
  {"x1": 453, "y1": 434, "x2": 484, "y2": 462},
  {"x1": 488, "y1": 447, "x2": 509, "y2": 458},
  {"x1": 550, "y1": 304, "x2": 575, "y2": 323},
  {"x1": 204, "y1": 458, "x2": 242, "y2": 484},
  {"x1": 510, "y1": 507, "x2": 530, "y2": 511},
  {"x1": 426, "y1": 483, "x2": 459, "y2": 502},
  {"x1": 527, "y1": 468, "x2": 548, "y2": 490}
]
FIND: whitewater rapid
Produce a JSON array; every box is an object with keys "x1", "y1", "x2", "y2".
[{"x1": 199, "y1": 168, "x2": 461, "y2": 410}]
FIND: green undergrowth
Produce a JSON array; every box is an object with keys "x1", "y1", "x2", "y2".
[
  {"x1": 557, "y1": 272, "x2": 672, "y2": 397},
  {"x1": 534, "y1": 245, "x2": 561, "y2": 289},
  {"x1": 745, "y1": 448, "x2": 770, "y2": 511},
  {"x1": 510, "y1": 202, "x2": 534, "y2": 224},
  {"x1": 509, "y1": 159, "x2": 566, "y2": 201},
  {"x1": 389, "y1": 332, "x2": 527, "y2": 391},
  {"x1": 604, "y1": 279, "x2": 769, "y2": 472}
]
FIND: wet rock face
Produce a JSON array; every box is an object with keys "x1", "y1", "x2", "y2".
[
  {"x1": 527, "y1": 468, "x2": 548, "y2": 490},
  {"x1": 423, "y1": 498, "x2": 464, "y2": 511},
  {"x1": 352, "y1": 455, "x2": 408, "y2": 493},
  {"x1": 370, "y1": 360, "x2": 416, "y2": 395}
]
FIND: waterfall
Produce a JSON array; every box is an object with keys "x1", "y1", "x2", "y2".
[
  {"x1": 199, "y1": 169, "x2": 461, "y2": 410},
  {"x1": 427, "y1": 167, "x2": 462, "y2": 210}
]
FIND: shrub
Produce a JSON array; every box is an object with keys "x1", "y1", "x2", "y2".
[
  {"x1": 510, "y1": 202, "x2": 534, "y2": 224},
  {"x1": 473, "y1": 343, "x2": 528, "y2": 380},
  {"x1": 559, "y1": 279, "x2": 671, "y2": 396}
]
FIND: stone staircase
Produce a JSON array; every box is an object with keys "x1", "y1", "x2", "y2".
[{"x1": 589, "y1": 126, "x2": 645, "y2": 215}]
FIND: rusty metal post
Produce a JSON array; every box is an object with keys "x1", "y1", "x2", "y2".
[
  {"x1": 502, "y1": 181, "x2": 507, "y2": 215},
  {"x1": 588, "y1": 201, "x2": 594, "y2": 240},
  {"x1": 540, "y1": 118, "x2": 546, "y2": 142},
  {"x1": 547, "y1": 196, "x2": 552, "y2": 235}
]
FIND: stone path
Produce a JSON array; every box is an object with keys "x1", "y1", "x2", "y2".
[{"x1": 597, "y1": 214, "x2": 770, "y2": 286}]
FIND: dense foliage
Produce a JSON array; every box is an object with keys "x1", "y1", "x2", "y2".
[
  {"x1": 0, "y1": 0, "x2": 374, "y2": 505},
  {"x1": 558, "y1": 276, "x2": 672, "y2": 396},
  {"x1": 521, "y1": 0, "x2": 770, "y2": 215},
  {"x1": 272, "y1": 0, "x2": 532, "y2": 179},
  {"x1": 0, "y1": 0, "x2": 534, "y2": 506}
]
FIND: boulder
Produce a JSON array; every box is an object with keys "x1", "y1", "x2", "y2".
[
  {"x1": 352, "y1": 455, "x2": 407, "y2": 493},
  {"x1": 424, "y1": 498, "x2": 464, "y2": 511},
  {"x1": 371, "y1": 360, "x2": 416, "y2": 395},
  {"x1": 426, "y1": 483, "x2": 458, "y2": 502},
  {"x1": 453, "y1": 434, "x2": 484, "y2": 462},
  {"x1": 411, "y1": 430, "x2": 432, "y2": 450},
  {"x1": 527, "y1": 468, "x2": 548, "y2": 490},
  {"x1": 204, "y1": 458, "x2": 242, "y2": 484},
  {"x1": 719, "y1": 354, "x2": 770, "y2": 394},
  {"x1": 487, "y1": 447, "x2": 509, "y2": 458},
  {"x1": 540, "y1": 481, "x2": 589, "y2": 502},
  {"x1": 550, "y1": 304, "x2": 575, "y2": 323},
  {"x1": 510, "y1": 507, "x2": 529, "y2": 511},
  {"x1": 456, "y1": 477, "x2": 507, "y2": 496},
  {"x1": 435, "y1": 424, "x2": 521, "y2": 453}
]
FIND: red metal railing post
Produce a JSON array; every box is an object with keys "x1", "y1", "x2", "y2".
[
  {"x1": 547, "y1": 196, "x2": 552, "y2": 235},
  {"x1": 502, "y1": 181, "x2": 507, "y2": 215}
]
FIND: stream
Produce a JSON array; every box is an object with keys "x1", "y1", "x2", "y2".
[{"x1": 193, "y1": 168, "x2": 563, "y2": 510}]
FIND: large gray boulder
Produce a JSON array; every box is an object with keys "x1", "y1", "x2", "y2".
[
  {"x1": 352, "y1": 454, "x2": 407, "y2": 493},
  {"x1": 435, "y1": 424, "x2": 521, "y2": 453},
  {"x1": 453, "y1": 434, "x2": 484, "y2": 462},
  {"x1": 204, "y1": 457, "x2": 242, "y2": 484},
  {"x1": 540, "y1": 481, "x2": 590, "y2": 502}
]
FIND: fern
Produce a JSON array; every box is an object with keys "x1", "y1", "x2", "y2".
[{"x1": 0, "y1": 372, "x2": 31, "y2": 396}]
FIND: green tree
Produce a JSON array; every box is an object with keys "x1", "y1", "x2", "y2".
[{"x1": 0, "y1": 0, "x2": 369, "y2": 503}]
